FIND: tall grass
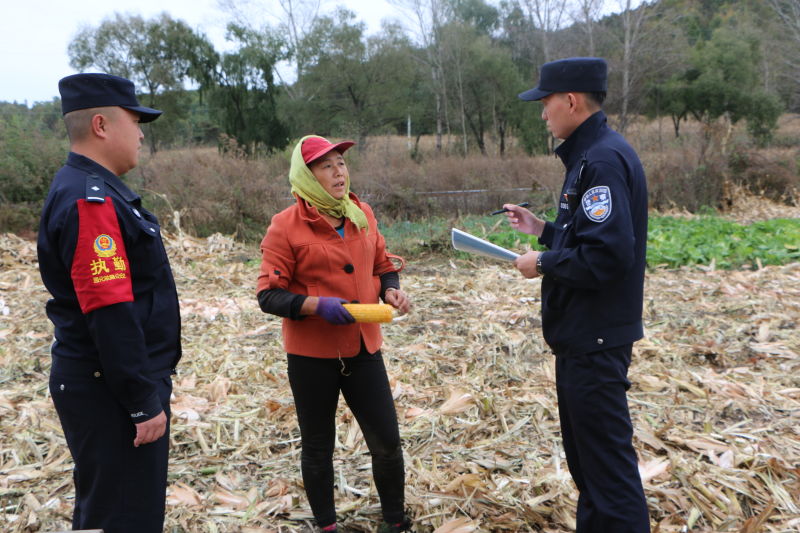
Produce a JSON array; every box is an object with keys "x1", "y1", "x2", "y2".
[
  {"x1": 135, "y1": 140, "x2": 565, "y2": 241},
  {"x1": 2, "y1": 114, "x2": 798, "y2": 238},
  {"x1": 133, "y1": 116, "x2": 799, "y2": 242},
  {"x1": 131, "y1": 146, "x2": 291, "y2": 242}
]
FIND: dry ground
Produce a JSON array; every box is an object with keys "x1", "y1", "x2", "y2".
[{"x1": 0, "y1": 217, "x2": 798, "y2": 532}]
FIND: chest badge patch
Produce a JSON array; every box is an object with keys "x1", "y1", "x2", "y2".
[
  {"x1": 93, "y1": 234, "x2": 117, "y2": 257},
  {"x1": 582, "y1": 186, "x2": 612, "y2": 223}
]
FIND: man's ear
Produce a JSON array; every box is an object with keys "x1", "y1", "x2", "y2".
[
  {"x1": 89, "y1": 112, "x2": 109, "y2": 139},
  {"x1": 568, "y1": 92, "x2": 592, "y2": 114},
  {"x1": 566, "y1": 92, "x2": 578, "y2": 112}
]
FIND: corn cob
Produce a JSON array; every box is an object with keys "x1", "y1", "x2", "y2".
[{"x1": 342, "y1": 303, "x2": 394, "y2": 323}]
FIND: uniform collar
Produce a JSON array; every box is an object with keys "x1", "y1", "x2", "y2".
[
  {"x1": 66, "y1": 152, "x2": 141, "y2": 203},
  {"x1": 554, "y1": 110, "x2": 607, "y2": 169}
]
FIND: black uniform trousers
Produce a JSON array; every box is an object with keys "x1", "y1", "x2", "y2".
[
  {"x1": 555, "y1": 344, "x2": 650, "y2": 533},
  {"x1": 50, "y1": 359, "x2": 172, "y2": 533}
]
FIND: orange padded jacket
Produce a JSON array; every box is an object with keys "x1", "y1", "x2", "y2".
[{"x1": 256, "y1": 194, "x2": 403, "y2": 358}]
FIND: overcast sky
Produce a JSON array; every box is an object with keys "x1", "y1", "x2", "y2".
[
  {"x1": 1, "y1": 0, "x2": 640, "y2": 106},
  {"x1": 0, "y1": 0, "x2": 399, "y2": 105}
]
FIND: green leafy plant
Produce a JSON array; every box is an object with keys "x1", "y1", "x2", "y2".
[
  {"x1": 380, "y1": 214, "x2": 800, "y2": 270},
  {"x1": 646, "y1": 216, "x2": 800, "y2": 269}
]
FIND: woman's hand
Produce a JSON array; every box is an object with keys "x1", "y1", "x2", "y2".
[
  {"x1": 384, "y1": 288, "x2": 411, "y2": 315},
  {"x1": 314, "y1": 296, "x2": 356, "y2": 325}
]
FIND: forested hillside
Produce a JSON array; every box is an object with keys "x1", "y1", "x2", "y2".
[{"x1": 1, "y1": 0, "x2": 798, "y2": 235}]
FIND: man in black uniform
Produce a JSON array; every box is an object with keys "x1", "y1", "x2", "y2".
[
  {"x1": 37, "y1": 73, "x2": 181, "y2": 532},
  {"x1": 503, "y1": 58, "x2": 650, "y2": 533}
]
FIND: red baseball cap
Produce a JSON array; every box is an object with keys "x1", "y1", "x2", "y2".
[{"x1": 301, "y1": 136, "x2": 355, "y2": 164}]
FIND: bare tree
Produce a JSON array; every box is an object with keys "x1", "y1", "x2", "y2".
[
  {"x1": 571, "y1": 0, "x2": 604, "y2": 56},
  {"x1": 278, "y1": 0, "x2": 323, "y2": 79},
  {"x1": 217, "y1": 0, "x2": 323, "y2": 98},
  {"x1": 767, "y1": 0, "x2": 800, "y2": 84},
  {"x1": 614, "y1": 0, "x2": 651, "y2": 133},
  {"x1": 518, "y1": 0, "x2": 569, "y2": 61},
  {"x1": 391, "y1": 0, "x2": 453, "y2": 151},
  {"x1": 437, "y1": 25, "x2": 474, "y2": 155},
  {"x1": 768, "y1": 0, "x2": 800, "y2": 40}
]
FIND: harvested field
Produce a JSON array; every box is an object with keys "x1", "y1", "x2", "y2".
[{"x1": 0, "y1": 227, "x2": 798, "y2": 533}]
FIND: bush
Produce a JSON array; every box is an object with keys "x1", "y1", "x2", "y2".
[
  {"x1": 132, "y1": 144, "x2": 290, "y2": 242},
  {"x1": 0, "y1": 102, "x2": 66, "y2": 235},
  {"x1": 0, "y1": 113, "x2": 66, "y2": 204},
  {"x1": 350, "y1": 148, "x2": 561, "y2": 221},
  {"x1": 0, "y1": 202, "x2": 41, "y2": 237},
  {"x1": 728, "y1": 147, "x2": 799, "y2": 205},
  {"x1": 746, "y1": 93, "x2": 783, "y2": 147},
  {"x1": 644, "y1": 144, "x2": 728, "y2": 211},
  {"x1": 513, "y1": 106, "x2": 551, "y2": 156}
]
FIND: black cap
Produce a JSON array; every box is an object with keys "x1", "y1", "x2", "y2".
[
  {"x1": 58, "y1": 73, "x2": 162, "y2": 123},
  {"x1": 518, "y1": 57, "x2": 607, "y2": 102}
]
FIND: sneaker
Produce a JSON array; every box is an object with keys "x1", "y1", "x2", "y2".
[
  {"x1": 377, "y1": 516, "x2": 411, "y2": 533},
  {"x1": 319, "y1": 523, "x2": 338, "y2": 532}
]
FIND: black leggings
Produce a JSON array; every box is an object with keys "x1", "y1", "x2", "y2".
[{"x1": 287, "y1": 347, "x2": 405, "y2": 526}]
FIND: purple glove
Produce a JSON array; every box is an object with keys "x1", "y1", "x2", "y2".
[{"x1": 315, "y1": 297, "x2": 355, "y2": 325}]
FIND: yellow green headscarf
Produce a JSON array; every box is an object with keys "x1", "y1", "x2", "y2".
[{"x1": 289, "y1": 135, "x2": 368, "y2": 231}]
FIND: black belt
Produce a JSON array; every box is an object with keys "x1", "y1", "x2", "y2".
[{"x1": 50, "y1": 356, "x2": 177, "y2": 379}]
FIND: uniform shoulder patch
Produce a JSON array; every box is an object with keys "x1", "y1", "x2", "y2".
[
  {"x1": 85, "y1": 174, "x2": 106, "y2": 203},
  {"x1": 582, "y1": 185, "x2": 612, "y2": 223}
]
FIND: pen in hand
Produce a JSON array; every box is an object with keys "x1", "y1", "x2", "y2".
[{"x1": 491, "y1": 202, "x2": 530, "y2": 215}]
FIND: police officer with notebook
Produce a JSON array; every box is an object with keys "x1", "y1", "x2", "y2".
[{"x1": 503, "y1": 58, "x2": 651, "y2": 533}]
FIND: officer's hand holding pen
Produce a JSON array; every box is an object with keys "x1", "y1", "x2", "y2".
[
  {"x1": 490, "y1": 202, "x2": 530, "y2": 215},
  {"x1": 500, "y1": 203, "x2": 546, "y2": 237}
]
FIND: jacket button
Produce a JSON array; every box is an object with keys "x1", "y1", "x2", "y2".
[
  {"x1": 343, "y1": 264, "x2": 354, "y2": 273},
  {"x1": 93, "y1": 371, "x2": 102, "y2": 378},
  {"x1": 596, "y1": 338, "x2": 604, "y2": 345}
]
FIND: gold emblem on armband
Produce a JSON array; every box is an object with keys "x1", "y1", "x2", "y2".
[{"x1": 93, "y1": 234, "x2": 117, "y2": 258}]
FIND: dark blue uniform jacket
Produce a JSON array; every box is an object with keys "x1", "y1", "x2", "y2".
[
  {"x1": 38, "y1": 152, "x2": 181, "y2": 422},
  {"x1": 538, "y1": 111, "x2": 647, "y2": 355}
]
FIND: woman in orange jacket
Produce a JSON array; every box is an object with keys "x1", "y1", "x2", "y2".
[{"x1": 257, "y1": 135, "x2": 412, "y2": 533}]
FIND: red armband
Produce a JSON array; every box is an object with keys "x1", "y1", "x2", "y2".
[{"x1": 71, "y1": 198, "x2": 134, "y2": 313}]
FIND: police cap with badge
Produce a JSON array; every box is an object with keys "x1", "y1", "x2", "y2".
[
  {"x1": 518, "y1": 57, "x2": 607, "y2": 102},
  {"x1": 58, "y1": 73, "x2": 162, "y2": 123}
]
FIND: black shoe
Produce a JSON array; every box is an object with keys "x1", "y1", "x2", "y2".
[{"x1": 376, "y1": 516, "x2": 411, "y2": 533}]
